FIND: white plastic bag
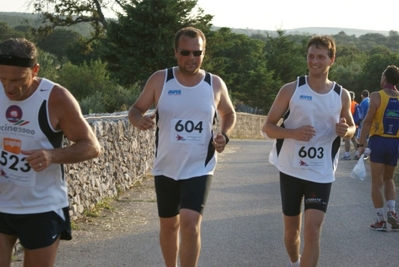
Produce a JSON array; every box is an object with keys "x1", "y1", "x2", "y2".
[{"x1": 350, "y1": 154, "x2": 366, "y2": 180}]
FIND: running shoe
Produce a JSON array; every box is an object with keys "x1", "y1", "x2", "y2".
[
  {"x1": 341, "y1": 155, "x2": 351, "y2": 160},
  {"x1": 369, "y1": 220, "x2": 387, "y2": 231},
  {"x1": 387, "y1": 211, "x2": 399, "y2": 229},
  {"x1": 353, "y1": 155, "x2": 360, "y2": 160}
]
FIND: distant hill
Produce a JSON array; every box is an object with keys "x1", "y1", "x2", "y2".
[
  {"x1": 0, "y1": 12, "x2": 94, "y2": 37},
  {"x1": 215, "y1": 26, "x2": 390, "y2": 37},
  {"x1": 1, "y1": 12, "x2": 391, "y2": 38},
  {"x1": 285, "y1": 27, "x2": 389, "y2": 37}
]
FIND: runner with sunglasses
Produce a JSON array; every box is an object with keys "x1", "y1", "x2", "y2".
[{"x1": 128, "y1": 26, "x2": 236, "y2": 267}]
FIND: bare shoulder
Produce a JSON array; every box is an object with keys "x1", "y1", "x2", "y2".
[
  {"x1": 48, "y1": 83, "x2": 84, "y2": 131},
  {"x1": 146, "y1": 69, "x2": 166, "y2": 89},
  {"x1": 209, "y1": 73, "x2": 228, "y2": 101},
  {"x1": 281, "y1": 80, "x2": 296, "y2": 91},
  {"x1": 341, "y1": 87, "x2": 351, "y2": 98},
  {"x1": 370, "y1": 90, "x2": 381, "y2": 98},
  {"x1": 277, "y1": 80, "x2": 297, "y2": 99},
  {"x1": 210, "y1": 73, "x2": 227, "y2": 90},
  {"x1": 49, "y1": 83, "x2": 76, "y2": 105},
  {"x1": 369, "y1": 90, "x2": 381, "y2": 104}
]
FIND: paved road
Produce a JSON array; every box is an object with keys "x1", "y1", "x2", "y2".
[{"x1": 13, "y1": 140, "x2": 399, "y2": 266}]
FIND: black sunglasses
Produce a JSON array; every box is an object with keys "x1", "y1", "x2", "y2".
[{"x1": 177, "y1": 48, "x2": 203, "y2": 57}]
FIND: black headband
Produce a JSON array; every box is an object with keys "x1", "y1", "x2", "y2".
[{"x1": 0, "y1": 55, "x2": 37, "y2": 67}]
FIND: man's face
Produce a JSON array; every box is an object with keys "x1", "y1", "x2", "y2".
[
  {"x1": 0, "y1": 64, "x2": 38, "y2": 101},
  {"x1": 306, "y1": 45, "x2": 334, "y2": 76},
  {"x1": 175, "y1": 35, "x2": 205, "y2": 75}
]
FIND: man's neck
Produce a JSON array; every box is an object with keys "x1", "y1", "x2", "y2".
[{"x1": 307, "y1": 74, "x2": 332, "y2": 94}]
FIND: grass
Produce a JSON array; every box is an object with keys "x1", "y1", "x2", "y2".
[{"x1": 83, "y1": 197, "x2": 115, "y2": 218}]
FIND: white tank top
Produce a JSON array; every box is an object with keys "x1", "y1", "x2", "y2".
[
  {"x1": 151, "y1": 67, "x2": 217, "y2": 180},
  {"x1": 0, "y1": 78, "x2": 68, "y2": 214},
  {"x1": 269, "y1": 76, "x2": 342, "y2": 183}
]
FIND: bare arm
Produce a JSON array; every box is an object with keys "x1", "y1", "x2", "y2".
[
  {"x1": 128, "y1": 70, "x2": 165, "y2": 130},
  {"x1": 22, "y1": 85, "x2": 101, "y2": 171},
  {"x1": 212, "y1": 75, "x2": 236, "y2": 152},
  {"x1": 357, "y1": 91, "x2": 380, "y2": 154},
  {"x1": 336, "y1": 88, "x2": 356, "y2": 138},
  {"x1": 214, "y1": 75, "x2": 236, "y2": 134}
]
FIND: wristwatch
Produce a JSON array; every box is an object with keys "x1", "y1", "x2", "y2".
[
  {"x1": 357, "y1": 144, "x2": 364, "y2": 148},
  {"x1": 221, "y1": 132, "x2": 230, "y2": 145}
]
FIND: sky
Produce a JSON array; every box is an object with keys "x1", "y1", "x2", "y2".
[{"x1": 0, "y1": 0, "x2": 398, "y2": 32}]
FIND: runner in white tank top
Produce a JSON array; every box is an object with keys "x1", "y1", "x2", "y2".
[
  {"x1": 152, "y1": 67, "x2": 217, "y2": 180},
  {"x1": 128, "y1": 27, "x2": 236, "y2": 267},
  {"x1": 262, "y1": 36, "x2": 356, "y2": 267},
  {"x1": 269, "y1": 75, "x2": 342, "y2": 183},
  {"x1": 0, "y1": 38, "x2": 100, "y2": 267}
]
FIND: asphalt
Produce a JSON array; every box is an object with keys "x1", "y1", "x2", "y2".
[{"x1": 11, "y1": 140, "x2": 399, "y2": 267}]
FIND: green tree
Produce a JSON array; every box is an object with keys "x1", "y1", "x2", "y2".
[
  {"x1": 103, "y1": 83, "x2": 141, "y2": 112},
  {"x1": 336, "y1": 44, "x2": 361, "y2": 58},
  {"x1": 205, "y1": 28, "x2": 264, "y2": 86},
  {"x1": 57, "y1": 59, "x2": 113, "y2": 100},
  {"x1": 37, "y1": 29, "x2": 82, "y2": 60},
  {"x1": 331, "y1": 45, "x2": 367, "y2": 98},
  {"x1": 264, "y1": 30, "x2": 307, "y2": 84},
  {"x1": 204, "y1": 27, "x2": 274, "y2": 112},
  {"x1": 236, "y1": 65, "x2": 281, "y2": 114},
  {"x1": 29, "y1": 0, "x2": 125, "y2": 38},
  {"x1": 0, "y1": 22, "x2": 25, "y2": 42},
  {"x1": 66, "y1": 38, "x2": 105, "y2": 65},
  {"x1": 358, "y1": 52, "x2": 399, "y2": 91},
  {"x1": 104, "y1": 0, "x2": 213, "y2": 86},
  {"x1": 37, "y1": 50, "x2": 60, "y2": 81}
]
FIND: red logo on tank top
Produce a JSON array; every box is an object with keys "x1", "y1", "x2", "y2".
[
  {"x1": 299, "y1": 160, "x2": 309, "y2": 166},
  {"x1": 176, "y1": 134, "x2": 185, "y2": 141}
]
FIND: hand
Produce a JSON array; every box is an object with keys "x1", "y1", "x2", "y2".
[
  {"x1": 21, "y1": 149, "x2": 52, "y2": 172},
  {"x1": 213, "y1": 133, "x2": 227, "y2": 153},
  {"x1": 138, "y1": 113, "x2": 156, "y2": 130},
  {"x1": 335, "y1": 117, "x2": 349, "y2": 137},
  {"x1": 295, "y1": 125, "x2": 316, "y2": 141},
  {"x1": 357, "y1": 147, "x2": 365, "y2": 157}
]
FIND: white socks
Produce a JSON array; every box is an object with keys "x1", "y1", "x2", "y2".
[
  {"x1": 386, "y1": 200, "x2": 396, "y2": 212},
  {"x1": 376, "y1": 208, "x2": 385, "y2": 221},
  {"x1": 290, "y1": 257, "x2": 300, "y2": 267}
]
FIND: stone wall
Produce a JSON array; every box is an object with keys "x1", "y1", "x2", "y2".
[
  {"x1": 12, "y1": 112, "x2": 266, "y2": 253},
  {"x1": 229, "y1": 112, "x2": 266, "y2": 140},
  {"x1": 65, "y1": 112, "x2": 266, "y2": 219}
]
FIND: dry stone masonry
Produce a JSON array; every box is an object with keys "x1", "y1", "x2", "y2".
[{"x1": 65, "y1": 111, "x2": 266, "y2": 220}]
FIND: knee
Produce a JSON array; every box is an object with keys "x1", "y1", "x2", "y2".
[
  {"x1": 284, "y1": 227, "x2": 300, "y2": 241},
  {"x1": 303, "y1": 227, "x2": 321, "y2": 244},
  {"x1": 160, "y1": 218, "x2": 180, "y2": 235},
  {"x1": 180, "y1": 221, "x2": 200, "y2": 238}
]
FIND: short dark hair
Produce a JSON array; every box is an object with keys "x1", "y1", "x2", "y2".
[
  {"x1": 383, "y1": 65, "x2": 399, "y2": 85},
  {"x1": 174, "y1": 27, "x2": 206, "y2": 50},
  {"x1": 361, "y1": 90, "x2": 370, "y2": 97},
  {"x1": 0, "y1": 38, "x2": 38, "y2": 59},
  {"x1": 307, "y1": 35, "x2": 336, "y2": 59}
]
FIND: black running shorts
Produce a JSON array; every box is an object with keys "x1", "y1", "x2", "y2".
[
  {"x1": 0, "y1": 207, "x2": 72, "y2": 249},
  {"x1": 280, "y1": 172, "x2": 332, "y2": 216},
  {"x1": 154, "y1": 175, "x2": 212, "y2": 218}
]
